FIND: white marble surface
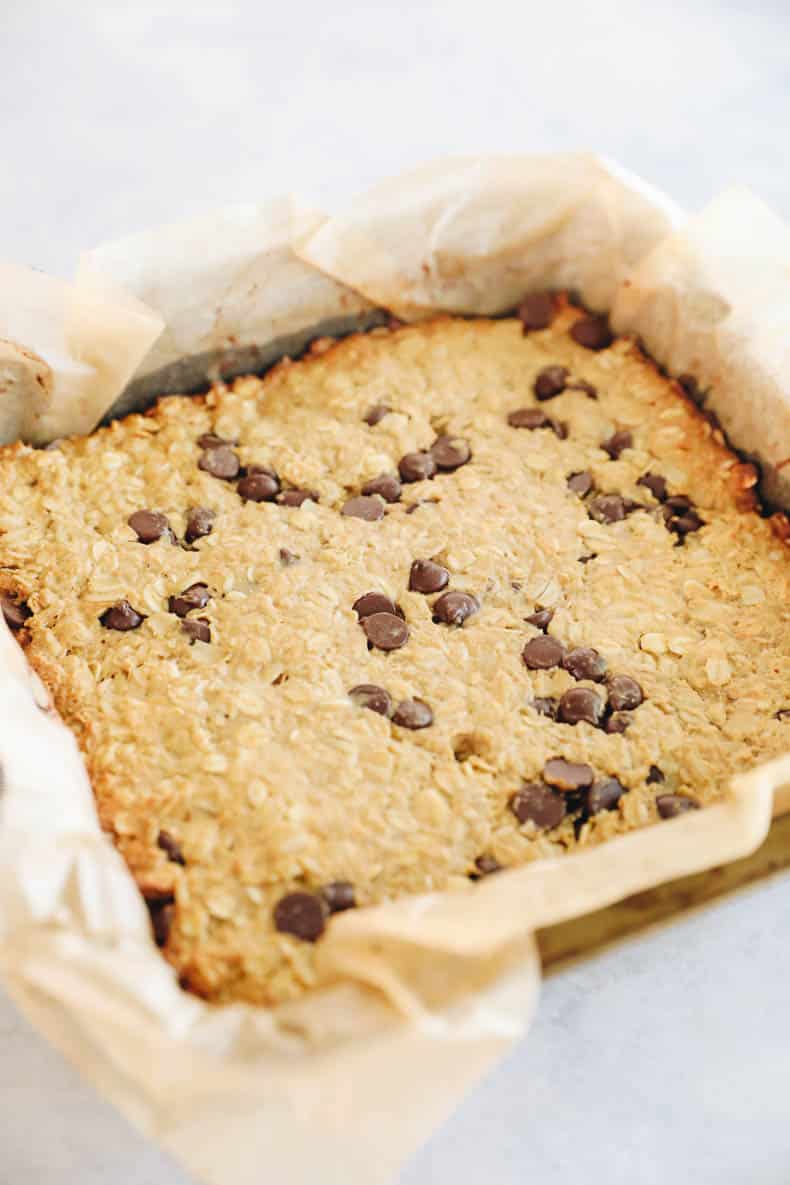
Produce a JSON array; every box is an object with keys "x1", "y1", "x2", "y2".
[{"x1": 1, "y1": 3, "x2": 789, "y2": 1183}]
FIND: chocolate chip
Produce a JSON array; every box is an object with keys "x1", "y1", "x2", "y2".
[
  {"x1": 273, "y1": 891, "x2": 327, "y2": 941},
  {"x1": 184, "y1": 506, "x2": 216, "y2": 544},
  {"x1": 558, "y1": 687, "x2": 605, "y2": 726},
  {"x1": 508, "y1": 407, "x2": 551, "y2": 430},
  {"x1": 775, "y1": 709, "x2": 790, "y2": 721},
  {"x1": 238, "y1": 469, "x2": 280, "y2": 502},
  {"x1": 149, "y1": 900, "x2": 175, "y2": 947},
  {"x1": 568, "y1": 380, "x2": 598, "y2": 398},
  {"x1": 198, "y1": 445, "x2": 240, "y2": 480},
  {"x1": 664, "y1": 496, "x2": 693, "y2": 513},
  {"x1": 570, "y1": 315, "x2": 613, "y2": 350},
  {"x1": 392, "y1": 698, "x2": 434, "y2": 729},
  {"x1": 277, "y1": 488, "x2": 318, "y2": 507},
  {"x1": 1, "y1": 594, "x2": 31, "y2": 630},
  {"x1": 470, "y1": 854, "x2": 503, "y2": 879},
  {"x1": 181, "y1": 618, "x2": 211, "y2": 644},
  {"x1": 169, "y1": 583, "x2": 210, "y2": 618},
  {"x1": 587, "y1": 778, "x2": 626, "y2": 814},
  {"x1": 601, "y1": 430, "x2": 633, "y2": 459},
  {"x1": 399, "y1": 451, "x2": 437, "y2": 483},
  {"x1": 578, "y1": 554, "x2": 597, "y2": 565},
  {"x1": 604, "y1": 712, "x2": 631, "y2": 734},
  {"x1": 508, "y1": 409, "x2": 568, "y2": 438},
  {"x1": 588, "y1": 493, "x2": 630, "y2": 524},
  {"x1": 321, "y1": 882, "x2": 357, "y2": 913},
  {"x1": 431, "y1": 435, "x2": 472, "y2": 471},
  {"x1": 657, "y1": 794, "x2": 700, "y2": 819},
  {"x1": 637, "y1": 472, "x2": 668, "y2": 502},
  {"x1": 517, "y1": 292, "x2": 554, "y2": 331},
  {"x1": 607, "y1": 674, "x2": 644, "y2": 711},
  {"x1": 362, "y1": 474, "x2": 401, "y2": 502},
  {"x1": 543, "y1": 757, "x2": 594, "y2": 791},
  {"x1": 509, "y1": 782, "x2": 566, "y2": 829},
  {"x1": 567, "y1": 470, "x2": 594, "y2": 497},
  {"x1": 432, "y1": 591, "x2": 479, "y2": 626},
  {"x1": 409, "y1": 559, "x2": 450, "y2": 594},
  {"x1": 364, "y1": 403, "x2": 391, "y2": 426},
  {"x1": 667, "y1": 510, "x2": 704, "y2": 537},
  {"x1": 349, "y1": 683, "x2": 393, "y2": 716},
  {"x1": 279, "y1": 547, "x2": 300, "y2": 566},
  {"x1": 197, "y1": 433, "x2": 234, "y2": 449},
  {"x1": 342, "y1": 494, "x2": 385, "y2": 521},
  {"x1": 157, "y1": 830, "x2": 185, "y2": 865},
  {"x1": 362, "y1": 612, "x2": 410, "y2": 651},
  {"x1": 647, "y1": 765, "x2": 665, "y2": 784},
  {"x1": 128, "y1": 510, "x2": 171, "y2": 544},
  {"x1": 99, "y1": 600, "x2": 145, "y2": 631},
  {"x1": 526, "y1": 608, "x2": 554, "y2": 631},
  {"x1": 522, "y1": 635, "x2": 564, "y2": 670},
  {"x1": 533, "y1": 696, "x2": 558, "y2": 719},
  {"x1": 534, "y1": 365, "x2": 569, "y2": 400},
  {"x1": 353, "y1": 592, "x2": 403, "y2": 620},
  {"x1": 562, "y1": 647, "x2": 607, "y2": 682}
]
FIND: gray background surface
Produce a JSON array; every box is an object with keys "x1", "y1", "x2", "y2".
[{"x1": 1, "y1": 2, "x2": 789, "y2": 1183}]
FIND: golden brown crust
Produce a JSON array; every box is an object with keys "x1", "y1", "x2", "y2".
[{"x1": 1, "y1": 299, "x2": 788, "y2": 1005}]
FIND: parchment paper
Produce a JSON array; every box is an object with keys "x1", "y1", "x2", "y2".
[
  {"x1": 77, "y1": 195, "x2": 379, "y2": 421},
  {"x1": 611, "y1": 186, "x2": 790, "y2": 507},
  {"x1": 0, "y1": 155, "x2": 788, "y2": 1185},
  {"x1": 0, "y1": 262, "x2": 163, "y2": 444},
  {"x1": 297, "y1": 154, "x2": 670, "y2": 320}
]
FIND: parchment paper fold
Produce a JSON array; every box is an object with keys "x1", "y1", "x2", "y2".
[
  {"x1": 0, "y1": 155, "x2": 788, "y2": 1185},
  {"x1": 611, "y1": 186, "x2": 790, "y2": 506}
]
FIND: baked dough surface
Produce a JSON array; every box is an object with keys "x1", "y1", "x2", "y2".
[{"x1": 0, "y1": 299, "x2": 787, "y2": 1004}]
